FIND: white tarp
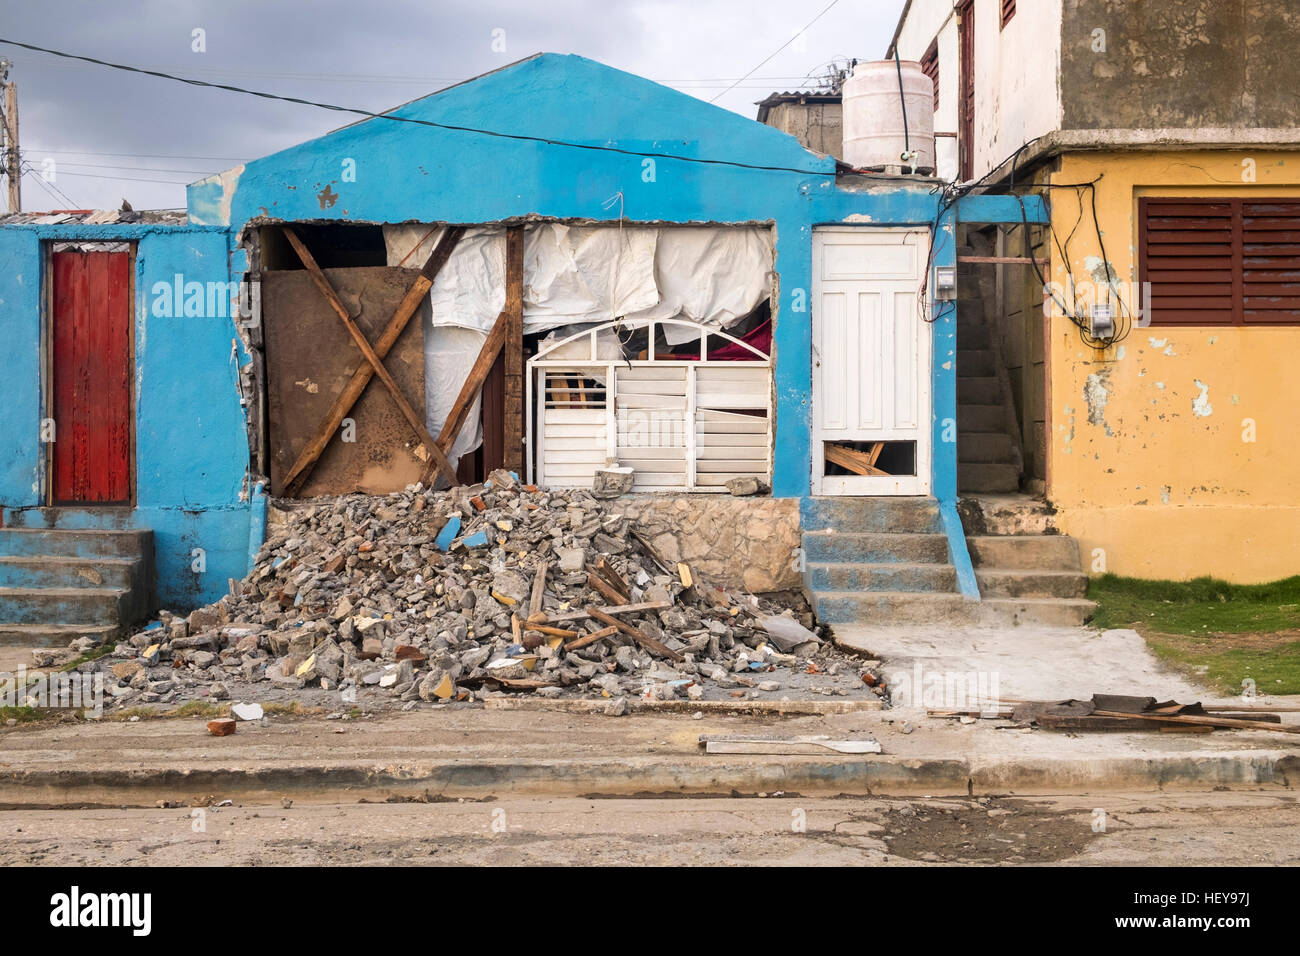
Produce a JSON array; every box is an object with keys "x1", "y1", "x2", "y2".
[{"x1": 384, "y1": 222, "x2": 773, "y2": 337}]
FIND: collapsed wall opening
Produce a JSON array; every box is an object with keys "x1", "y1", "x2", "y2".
[{"x1": 251, "y1": 220, "x2": 777, "y2": 498}]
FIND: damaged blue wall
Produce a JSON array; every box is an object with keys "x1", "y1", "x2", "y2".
[
  {"x1": 0, "y1": 223, "x2": 251, "y2": 609},
  {"x1": 189, "y1": 52, "x2": 958, "y2": 500}
]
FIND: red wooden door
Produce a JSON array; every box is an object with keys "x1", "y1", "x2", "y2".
[{"x1": 51, "y1": 249, "x2": 132, "y2": 503}]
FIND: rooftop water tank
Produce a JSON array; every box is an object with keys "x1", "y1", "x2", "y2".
[{"x1": 842, "y1": 59, "x2": 935, "y2": 173}]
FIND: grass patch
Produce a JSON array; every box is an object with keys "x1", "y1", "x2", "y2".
[
  {"x1": 0, "y1": 706, "x2": 53, "y2": 724},
  {"x1": 58, "y1": 644, "x2": 115, "y2": 673},
  {"x1": 1089, "y1": 574, "x2": 1300, "y2": 695}
]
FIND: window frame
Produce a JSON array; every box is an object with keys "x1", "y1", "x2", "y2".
[{"x1": 1139, "y1": 196, "x2": 1300, "y2": 327}]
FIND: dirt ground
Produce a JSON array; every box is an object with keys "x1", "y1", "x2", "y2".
[{"x1": 3, "y1": 791, "x2": 1298, "y2": 866}]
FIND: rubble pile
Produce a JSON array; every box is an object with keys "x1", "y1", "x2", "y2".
[{"x1": 65, "y1": 470, "x2": 882, "y2": 711}]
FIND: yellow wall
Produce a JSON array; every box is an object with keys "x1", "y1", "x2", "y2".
[{"x1": 1046, "y1": 150, "x2": 1300, "y2": 583}]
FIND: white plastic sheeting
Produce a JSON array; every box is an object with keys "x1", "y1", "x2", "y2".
[{"x1": 383, "y1": 223, "x2": 773, "y2": 336}]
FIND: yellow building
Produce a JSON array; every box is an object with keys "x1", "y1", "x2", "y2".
[{"x1": 891, "y1": 0, "x2": 1300, "y2": 582}]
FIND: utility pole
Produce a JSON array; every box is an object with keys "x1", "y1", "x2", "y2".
[{"x1": 0, "y1": 59, "x2": 20, "y2": 214}]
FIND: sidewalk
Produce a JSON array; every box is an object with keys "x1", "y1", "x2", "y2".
[{"x1": 0, "y1": 698, "x2": 1294, "y2": 806}]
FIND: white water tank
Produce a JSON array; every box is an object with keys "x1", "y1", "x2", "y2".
[{"x1": 842, "y1": 59, "x2": 935, "y2": 173}]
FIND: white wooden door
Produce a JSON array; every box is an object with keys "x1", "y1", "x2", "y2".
[{"x1": 812, "y1": 227, "x2": 931, "y2": 495}]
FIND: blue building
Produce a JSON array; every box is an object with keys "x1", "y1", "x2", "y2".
[{"x1": 0, "y1": 53, "x2": 1045, "y2": 641}]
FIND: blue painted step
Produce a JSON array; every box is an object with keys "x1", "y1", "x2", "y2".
[{"x1": 803, "y1": 530, "x2": 949, "y2": 564}]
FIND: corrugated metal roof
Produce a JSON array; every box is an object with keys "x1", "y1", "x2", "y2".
[{"x1": 0, "y1": 208, "x2": 188, "y2": 226}]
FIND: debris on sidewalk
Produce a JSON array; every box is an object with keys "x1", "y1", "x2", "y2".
[
  {"x1": 929, "y1": 694, "x2": 1298, "y2": 736},
  {"x1": 698, "y1": 734, "x2": 882, "y2": 755},
  {"x1": 207, "y1": 718, "x2": 237, "y2": 737},
  {"x1": 80, "y1": 474, "x2": 883, "y2": 712}
]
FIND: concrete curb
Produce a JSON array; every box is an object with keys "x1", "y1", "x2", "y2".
[
  {"x1": 0, "y1": 751, "x2": 1293, "y2": 806},
  {"x1": 483, "y1": 698, "x2": 882, "y2": 715}
]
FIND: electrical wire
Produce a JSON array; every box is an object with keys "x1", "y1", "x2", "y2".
[
  {"x1": 708, "y1": 0, "x2": 843, "y2": 103},
  {"x1": 0, "y1": 36, "x2": 890, "y2": 180}
]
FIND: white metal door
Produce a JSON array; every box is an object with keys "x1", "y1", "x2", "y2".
[{"x1": 812, "y1": 227, "x2": 931, "y2": 495}]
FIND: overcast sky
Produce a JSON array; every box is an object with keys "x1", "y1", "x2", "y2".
[{"x1": 1, "y1": 0, "x2": 905, "y2": 212}]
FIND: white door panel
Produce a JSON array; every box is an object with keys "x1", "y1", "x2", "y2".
[{"x1": 812, "y1": 228, "x2": 931, "y2": 496}]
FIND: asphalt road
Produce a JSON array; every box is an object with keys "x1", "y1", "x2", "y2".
[{"x1": 4, "y1": 791, "x2": 1298, "y2": 866}]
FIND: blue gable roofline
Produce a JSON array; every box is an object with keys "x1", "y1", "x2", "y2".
[{"x1": 188, "y1": 52, "x2": 836, "y2": 228}]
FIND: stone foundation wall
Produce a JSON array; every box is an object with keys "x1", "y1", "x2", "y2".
[{"x1": 618, "y1": 495, "x2": 801, "y2": 593}]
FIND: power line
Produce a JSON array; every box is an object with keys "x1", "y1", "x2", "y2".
[
  {"x1": 23, "y1": 156, "x2": 228, "y2": 175},
  {"x1": 709, "y1": 0, "x2": 843, "y2": 103},
  {"x1": 0, "y1": 36, "x2": 860, "y2": 179},
  {"x1": 20, "y1": 161, "x2": 78, "y2": 207},
  {"x1": 43, "y1": 169, "x2": 194, "y2": 185},
  {"x1": 27, "y1": 147, "x2": 251, "y2": 162}
]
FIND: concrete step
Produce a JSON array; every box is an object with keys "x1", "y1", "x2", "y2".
[
  {"x1": 806, "y1": 561, "x2": 957, "y2": 593},
  {"x1": 802, "y1": 531, "x2": 949, "y2": 565},
  {"x1": 1, "y1": 506, "x2": 137, "y2": 530},
  {"x1": 813, "y1": 590, "x2": 974, "y2": 625},
  {"x1": 0, "y1": 586, "x2": 130, "y2": 626},
  {"x1": 975, "y1": 568, "x2": 1089, "y2": 599},
  {"x1": 958, "y1": 432, "x2": 1014, "y2": 464},
  {"x1": 957, "y1": 349, "x2": 996, "y2": 376},
  {"x1": 958, "y1": 462, "x2": 1020, "y2": 493},
  {"x1": 957, "y1": 404, "x2": 1004, "y2": 432},
  {"x1": 0, "y1": 622, "x2": 120, "y2": 649},
  {"x1": 978, "y1": 597, "x2": 1096, "y2": 628},
  {"x1": 0, "y1": 527, "x2": 151, "y2": 560},
  {"x1": 0, "y1": 555, "x2": 141, "y2": 591},
  {"x1": 958, "y1": 494, "x2": 1059, "y2": 536},
  {"x1": 956, "y1": 323, "x2": 991, "y2": 350},
  {"x1": 957, "y1": 375, "x2": 1001, "y2": 405},
  {"x1": 967, "y1": 534, "x2": 1081, "y2": 571},
  {"x1": 800, "y1": 497, "x2": 941, "y2": 534}
]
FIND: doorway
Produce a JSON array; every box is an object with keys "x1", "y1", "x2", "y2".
[
  {"x1": 811, "y1": 227, "x2": 931, "y2": 495},
  {"x1": 49, "y1": 244, "x2": 133, "y2": 504}
]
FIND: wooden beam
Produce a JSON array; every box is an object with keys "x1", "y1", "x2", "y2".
[
  {"x1": 563, "y1": 625, "x2": 619, "y2": 652},
  {"x1": 1092, "y1": 710, "x2": 1300, "y2": 735},
  {"x1": 825, "y1": 442, "x2": 890, "y2": 477},
  {"x1": 281, "y1": 226, "x2": 465, "y2": 495},
  {"x1": 585, "y1": 606, "x2": 683, "y2": 662},
  {"x1": 503, "y1": 225, "x2": 524, "y2": 473},
  {"x1": 529, "y1": 560, "x2": 550, "y2": 619},
  {"x1": 281, "y1": 227, "x2": 459, "y2": 487}
]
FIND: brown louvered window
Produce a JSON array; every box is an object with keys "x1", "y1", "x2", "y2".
[
  {"x1": 1001, "y1": 0, "x2": 1016, "y2": 29},
  {"x1": 1140, "y1": 198, "x2": 1300, "y2": 326},
  {"x1": 920, "y1": 40, "x2": 939, "y2": 110}
]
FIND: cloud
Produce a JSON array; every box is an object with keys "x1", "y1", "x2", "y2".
[{"x1": 4, "y1": 0, "x2": 904, "y2": 211}]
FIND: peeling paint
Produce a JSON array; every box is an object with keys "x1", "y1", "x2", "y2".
[
  {"x1": 1192, "y1": 378, "x2": 1214, "y2": 417},
  {"x1": 1083, "y1": 368, "x2": 1114, "y2": 436},
  {"x1": 1148, "y1": 336, "x2": 1167, "y2": 348},
  {"x1": 1160, "y1": 485, "x2": 1171, "y2": 505}
]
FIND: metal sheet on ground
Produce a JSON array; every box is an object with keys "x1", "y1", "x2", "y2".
[{"x1": 264, "y1": 266, "x2": 427, "y2": 496}]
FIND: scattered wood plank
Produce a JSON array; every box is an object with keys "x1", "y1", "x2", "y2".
[
  {"x1": 825, "y1": 442, "x2": 889, "y2": 476},
  {"x1": 523, "y1": 623, "x2": 578, "y2": 639},
  {"x1": 535, "y1": 600, "x2": 673, "y2": 625},
  {"x1": 280, "y1": 226, "x2": 464, "y2": 495},
  {"x1": 631, "y1": 529, "x2": 674, "y2": 575},
  {"x1": 586, "y1": 569, "x2": 627, "y2": 606},
  {"x1": 282, "y1": 227, "x2": 458, "y2": 486},
  {"x1": 594, "y1": 555, "x2": 632, "y2": 602},
  {"x1": 1092, "y1": 709, "x2": 1300, "y2": 734},
  {"x1": 563, "y1": 625, "x2": 619, "y2": 651},
  {"x1": 585, "y1": 606, "x2": 683, "y2": 662},
  {"x1": 529, "y1": 560, "x2": 550, "y2": 619}
]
